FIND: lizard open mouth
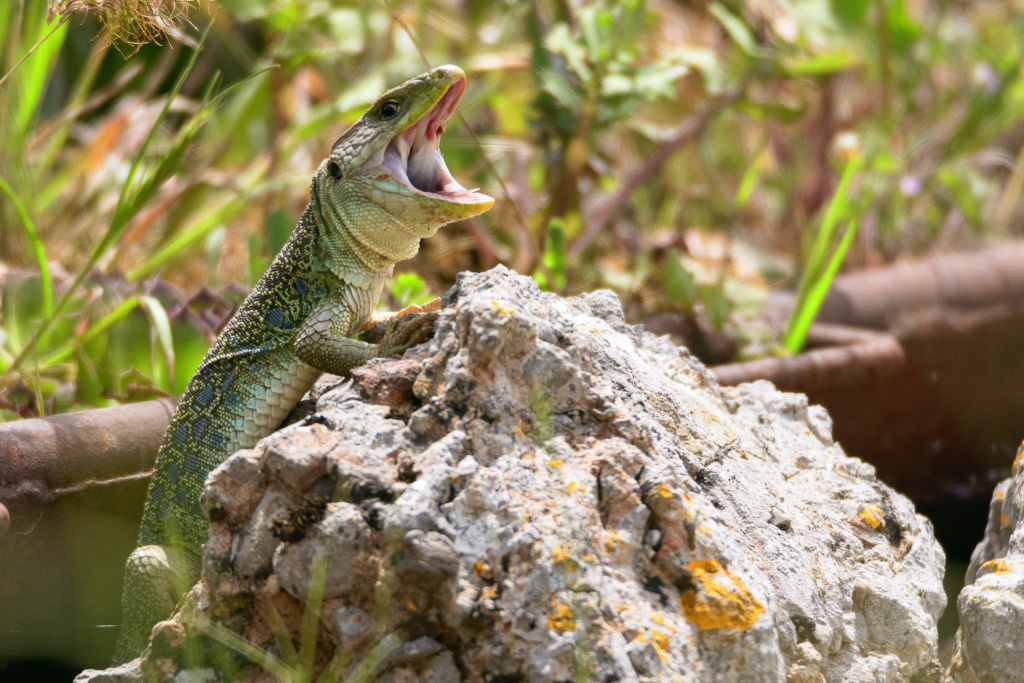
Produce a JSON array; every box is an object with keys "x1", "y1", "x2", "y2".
[{"x1": 379, "y1": 77, "x2": 490, "y2": 205}]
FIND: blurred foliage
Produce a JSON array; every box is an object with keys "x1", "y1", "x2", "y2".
[{"x1": 1, "y1": 0, "x2": 1023, "y2": 418}]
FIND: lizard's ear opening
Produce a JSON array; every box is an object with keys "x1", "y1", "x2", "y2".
[{"x1": 326, "y1": 159, "x2": 343, "y2": 180}]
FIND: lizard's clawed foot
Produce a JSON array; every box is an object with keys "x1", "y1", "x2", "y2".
[{"x1": 369, "y1": 308, "x2": 440, "y2": 358}]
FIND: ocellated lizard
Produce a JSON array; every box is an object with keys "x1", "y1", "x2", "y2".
[{"x1": 113, "y1": 65, "x2": 493, "y2": 662}]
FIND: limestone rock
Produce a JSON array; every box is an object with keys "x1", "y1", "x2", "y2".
[
  {"x1": 948, "y1": 444, "x2": 1024, "y2": 683},
  {"x1": 116, "y1": 266, "x2": 948, "y2": 682}
]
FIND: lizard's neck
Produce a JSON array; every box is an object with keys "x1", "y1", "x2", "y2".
[{"x1": 309, "y1": 182, "x2": 438, "y2": 286}]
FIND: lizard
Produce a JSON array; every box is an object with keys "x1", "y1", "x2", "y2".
[{"x1": 113, "y1": 65, "x2": 493, "y2": 663}]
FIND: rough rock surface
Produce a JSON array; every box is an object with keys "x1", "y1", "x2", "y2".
[
  {"x1": 948, "y1": 444, "x2": 1024, "y2": 683},
  {"x1": 80, "y1": 266, "x2": 947, "y2": 682}
]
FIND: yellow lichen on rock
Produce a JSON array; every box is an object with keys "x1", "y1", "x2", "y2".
[
  {"x1": 679, "y1": 559, "x2": 764, "y2": 631},
  {"x1": 651, "y1": 630, "x2": 671, "y2": 663},
  {"x1": 980, "y1": 558, "x2": 1012, "y2": 575},
  {"x1": 859, "y1": 504, "x2": 885, "y2": 529},
  {"x1": 491, "y1": 300, "x2": 515, "y2": 314},
  {"x1": 547, "y1": 604, "x2": 575, "y2": 632}
]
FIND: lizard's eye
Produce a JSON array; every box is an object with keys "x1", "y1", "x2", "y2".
[{"x1": 379, "y1": 100, "x2": 401, "y2": 120}]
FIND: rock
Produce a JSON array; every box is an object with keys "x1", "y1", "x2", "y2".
[
  {"x1": 948, "y1": 444, "x2": 1024, "y2": 683},
  {"x1": 93, "y1": 266, "x2": 947, "y2": 682},
  {"x1": 74, "y1": 659, "x2": 144, "y2": 683}
]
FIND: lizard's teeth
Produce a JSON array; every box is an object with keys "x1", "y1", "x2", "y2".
[{"x1": 398, "y1": 136, "x2": 411, "y2": 164}]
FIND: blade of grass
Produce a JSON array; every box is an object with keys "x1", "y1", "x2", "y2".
[
  {"x1": 0, "y1": 14, "x2": 69, "y2": 90},
  {"x1": 0, "y1": 174, "x2": 52, "y2": 318},
  {"x1": 6, "y1": 24, "x2": 210, "y2": 373},
  {"x1": 201, "y1": 620, "x2": 296, "y2": 682},
  {"x1": 784, "y1": 154, "x2": 862, "y2": 352},
  {"x1": 342, "y1": 632, "x2": 405, "y2": 683},
  {"x1": 11, "y1": 8, "x2": 69, "y2": 138},
  {"x1": 784, "y1": 219, "x2": 859, "y2": 352},
  {"x1": 316, "y1": 650, "x2": 353, "y2": 683},
  {"x1": 138, "y1": 295, "x2": 175, "y2": 392},
  {"x1": 37, "y1": 37, "x2": 110, "y2": 181},
  {"x1": 263, "y1": 599, "x2": 303, "y2": 675},
  {"x1": 36, "y1": 298, "x2": 143, "y2": 366},
  {"x1": 299, "y1": 547, "x2": 332, "y2": 676},
  {"x1": 127, "y1": 172, "x2": 297, "y2": 281},
  {"x1": 735, "y1": 134, "x2": 766, "y2": 208}
]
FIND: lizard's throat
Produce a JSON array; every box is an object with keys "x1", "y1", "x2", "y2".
[{"x1": 313, "y1": 187, "x2": 436, "y2": 282}]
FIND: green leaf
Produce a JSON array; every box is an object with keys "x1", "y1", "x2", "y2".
[
  {"x1": 171, "y1": 315, "x2": 212, "y2": 395},
  {"x1": 782, "y1": 49, "x2": 860, "y2": 76},
  {"x1": 0, "y1": 175, "x2": 51, "y2": 318},
  {"x1": 265, "y1": 208, "x2": 293, "y2": 256},
  {"x1": 545, "y1": 24, "x2": 592, "y2": 82},
  {"x1": 389, "y1": 272, "x2": 430, "y2": 308},
  {"x1": 700, "y1": 280, "x2": 733, "y2": 330},
  {"x1": 830, "y1": 0, "x2": 870, "y2": 28},
  {"x1": 543, "y1": 219, "x2": 568, "y2": 291},
  {"x1": 708, "y1": 3, "x2": 760, "y2": 57},
  {"x1": 886, "y1": 0, "x2": 921, "y2": 53},
  {"x1": 662, "y1": 249, "x2": 697, "y2": 310}
]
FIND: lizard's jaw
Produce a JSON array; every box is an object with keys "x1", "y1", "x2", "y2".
[{"x1": 379, "y1": 77, "x2": 493, "y2": 209}]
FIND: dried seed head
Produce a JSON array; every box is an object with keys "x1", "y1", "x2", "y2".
[{"x1": 47, "y1": 0, "x2": 198, "y2": 55}]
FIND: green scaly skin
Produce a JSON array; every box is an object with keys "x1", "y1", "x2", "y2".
[{"x1": 113, "y1": 65, "x2": 493, "y2": 663}]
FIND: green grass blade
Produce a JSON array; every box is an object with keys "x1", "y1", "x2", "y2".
[
  {"x1": 5, "y1": 26, "x2": 208, "y2": 373},
  {"x1": 792, "y1": 155, "x2": 861, "y2": 310},
  {"x1": 342, "y1": 632, "x2": 405, "y2": 683},
  {"x1": 127, "y1": 174, "x2": 297, "y2": 281},
  {"x1": 201, "y1": 620, "x2": 296, "y2": 682},
  {"x1": 0, "y1": 174, "x2": 52, "y2": 318},
  {"x1": 108, "y1": 26, "x2": 212, "y2": 238},
  {"x1": 11, "y1": 10, "x2": 68, "y2": 137},
  {"x1": 138, "y1": 295, "x2": 175, "y2": 392},
  {"x1": 36, "y1": 298, "x2": 142, "y2": 366},
  {"x1": 36, "y1": 40, "x2": 109, "y2": 178},
  {"x1": 784, "y1": 155, "x2": 862, "y2": 352},
  {"x1": 735, "y1": 136, "x2": 766, "y2": 208},
  {"x1": 316, "y1": 650, "x2": 353, "y2": 683},
  {"x1": 299, "y1": 548, "x2": 332, "y2": 676},
  {"x1": 784, "y1": 219, "x2": 859, "y2": 353},
  {"x1": 264, "y1": 599, "x2": 303, "y2": 675}
]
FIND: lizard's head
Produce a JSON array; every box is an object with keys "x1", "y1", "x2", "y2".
[{"x1": 319, "y1": 65, "x2": 494, "y2": 229}]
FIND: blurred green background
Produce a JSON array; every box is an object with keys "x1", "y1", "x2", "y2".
[{"x1": 0, "y1": 0, "x2": 1021, "y2": 417}]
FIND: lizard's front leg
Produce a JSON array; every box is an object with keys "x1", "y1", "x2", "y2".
[{"x1": 295, "y1": 295, "x2": 437, "y2": 376}]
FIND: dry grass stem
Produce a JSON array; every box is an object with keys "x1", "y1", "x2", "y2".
[{"x1": 47, "y1": 0, "x2": 197, "y2": 53}]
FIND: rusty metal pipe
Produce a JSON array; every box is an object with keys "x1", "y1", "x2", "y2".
[{"x1": 0, "y1": 397, "x2": 177, "y2": 508}]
